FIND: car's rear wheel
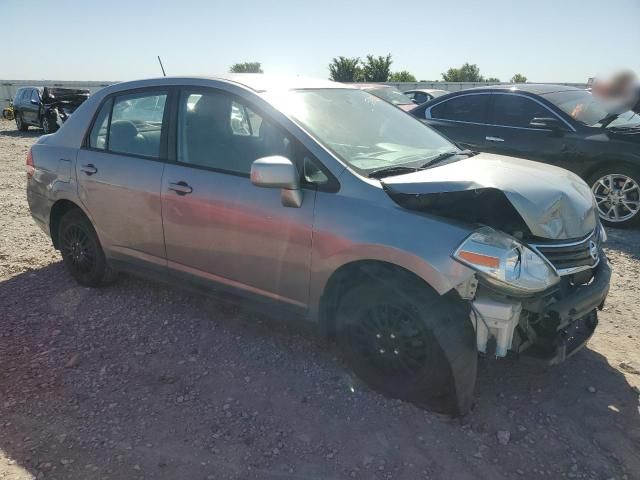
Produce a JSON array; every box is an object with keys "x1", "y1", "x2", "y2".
[
  {"x1": 589, "y1": 165, "x2": 640, "y2": 228},
  {"x1": 336, "y1": 276, "x2": 477, "y2": 415},
  {"x1": 15, "y1": 113, "x2": 28, "y2": 131},
  {"x1": 58, "y1": 209, "x2": 117, "y2": 287}
]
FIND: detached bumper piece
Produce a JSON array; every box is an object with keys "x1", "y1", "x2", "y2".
[
  {"x1": 522, "y1": 310, "x2": 598, "y2": 365},
  {"x1": 521, "y1": 258, "x2": 611, "y2": 365}
]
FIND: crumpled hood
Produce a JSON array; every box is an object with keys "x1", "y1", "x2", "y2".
[{"x1": 382, "y1": 153, "x2": 597, "y2": 240}]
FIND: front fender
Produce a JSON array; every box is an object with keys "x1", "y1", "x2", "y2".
[{"x1": 307, "y1": 187, "x2": 476, "y2": 321}]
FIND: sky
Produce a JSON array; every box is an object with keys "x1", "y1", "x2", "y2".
[{"x1": 2, "y1": 0, "x2": 639, "y2": 83}]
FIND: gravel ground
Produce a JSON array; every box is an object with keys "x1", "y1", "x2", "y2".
[{"x1": 1, "y1": 118, "x2": 639, "y2": 480}]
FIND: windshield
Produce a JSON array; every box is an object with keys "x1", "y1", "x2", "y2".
[
  {"x1": 266, "y1": 89, "x2": 456, "y2": 173},
  {"x1": 543, "y1": 89, "x2": 640, "y2": 127},
  {"x1": 366, "y1": 87, "x2": 414, "y2": 106}
]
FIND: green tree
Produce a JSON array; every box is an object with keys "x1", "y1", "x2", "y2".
[
  {"x1": 485, "y1": 77, "x2": 501, "y2": 83},
  {"x1": 361, "y1": 54, "x2": 393, "y2": 82},
  {"x1": 389, "y1": 70, "x2": 417, "y2": 82},
  {"x1": 328, "y1": 56, "x2": 362, "y2": 82},
  {"x1": 441, "y1": 63, "x2": 484, "y2": 82},
  {"x1": 510, "y1": 73, "x2": 527, "y2": 83},
  {"x1": 229, "y1": 62, "x2": 263, "y2": 73}
]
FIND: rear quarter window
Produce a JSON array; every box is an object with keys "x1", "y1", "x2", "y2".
[{"x1": 89, "y1": 99, "x2": 113, "y2": 150}]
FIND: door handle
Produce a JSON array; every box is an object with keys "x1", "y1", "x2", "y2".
[
  {"x1": 80, "y1": 164, "x2": 98, "y2": 175},
  {"x1": 485, "y1": 136, "x2": 505, "y2": 142},
  {"x1": 168, "y1": 181, "x2": 193, "y2": 195}
]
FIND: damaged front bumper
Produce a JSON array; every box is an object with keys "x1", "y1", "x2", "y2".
[{"x1": 470, "y1": 255, "x2": 610, "y2": 365}]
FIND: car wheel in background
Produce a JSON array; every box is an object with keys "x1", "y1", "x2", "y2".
[
  {"x1": 15, "y1": 113, "x2": 28, "y2": 131},
  {"x1": 41, "y1": 115, "x2": 53, "y2": 134},
  {"x1": 58, "y1": 209, "x2": 117, "y2": 287},
  {"x1": 336, "y1": 275, "x2": 477, "y2": 416},
  {"x1": 589, "y1": 165, "x2": 640, "y2": 228}
]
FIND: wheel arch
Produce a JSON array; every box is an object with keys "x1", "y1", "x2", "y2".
[
  {"x1": 317, "y1": 259, "x2": 458, "y2": 339},
  {"x1": 49, "y1": 199, "x2": 87, "y2": 249},
  {"x1": 583, "y1": 160, "x2": 640, "y2": 185}
]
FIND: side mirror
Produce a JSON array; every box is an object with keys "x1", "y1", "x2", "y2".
[
  {"x1": 529, "y1": 117, "x2": 565, "y2": 132},
  {"x1": 30, "y1": 99, "x2": 40, "y2": 105},
  {"x1": 250, "y1": 156, "x2": 303, "y2": 208}
]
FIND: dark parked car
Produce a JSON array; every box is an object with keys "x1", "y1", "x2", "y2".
[
  {"x1": 411, "y1": 84, "x2": 640, "y2": 227},
  {"x1": 13, "y1": 86, "x2": 90, "y2": 134},
  {"x1": 403, "y1": 88, "x2": 448, "y2": 105}
]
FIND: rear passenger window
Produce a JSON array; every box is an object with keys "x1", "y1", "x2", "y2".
[
  {"x1": 109, "y1": 92, "x2": 167, "y2": 157},
  {"x1": 87, "y1": 92, "x2": 167, "y2": 157},
  {"x1": 177, "y1": 89, "x2": 292, "y2": 175},
  {"x1": 490, "y1": 94, "x2": 550, "y2": 128},
  {"x1": 89, "y1": 98, "x2": 113, "y2": 150},
  {"x1": 430, "y1": 94, "x2": 489, "y2": 123}
]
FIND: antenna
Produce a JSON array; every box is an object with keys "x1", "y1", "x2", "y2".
[{"x1": 157, "y1": 56, "x2": 166, "y2": 77}]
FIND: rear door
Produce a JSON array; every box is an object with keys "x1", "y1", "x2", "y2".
[
  {"x1": 483, "y1": 93, "x2": 571, "y2": 165},
  {"x1": 425, "y1": 93, "x2": 492, "y2": 150},
  {"x1": 76, "y1": 89, "x2": 169, "y2": 269}
]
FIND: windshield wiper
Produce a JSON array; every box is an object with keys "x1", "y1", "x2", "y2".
[
  {"x1": 598, "y1": 113, "x2": 620, "y2": 127},
  {"x1": 368, "y1": 165, "x2": 421, "y2": 179},
  {"x1": 420, "y1": 149, "x2": 475, "y2": 168}
]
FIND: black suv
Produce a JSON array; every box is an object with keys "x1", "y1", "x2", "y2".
[{"x1": 13, "y1": 86, "x2": 89, "y2": 134}]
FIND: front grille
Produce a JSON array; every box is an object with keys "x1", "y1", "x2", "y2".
[{"x1": 531, "y1": 229, "x2": 600, "y2": 275}]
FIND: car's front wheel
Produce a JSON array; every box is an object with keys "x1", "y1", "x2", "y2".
[
  {"x1": 15, "y1": 113, "x2": 28, "y2": 131},
  {"x1": 589, "y1": 165, "x2": 640, "y2": 228},
  {"x1": 336, "y1": 274, "x2": 477, "y2": 415},
  {"x1": 58, "y1": 209, "x2": 117, "y2": 287}
]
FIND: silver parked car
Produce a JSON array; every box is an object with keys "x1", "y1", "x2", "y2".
[{"x1": 26, "y1": 75, "x2": 611, "y2": 415}]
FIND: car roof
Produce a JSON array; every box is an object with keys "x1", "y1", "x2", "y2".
[
  {"x1": 462, "y1": 83, "x2": 583, "y2": 95},
  {"x1": 108, "y1": 74, "x2": 350, "y2": 94},
  {"x1": 405, "y1": 88, "x2": 448, "y2": 94},
  {"x1": 351, "y1": 83, "x2": 395, "y2": 90}
]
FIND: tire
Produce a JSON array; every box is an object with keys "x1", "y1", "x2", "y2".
[
  {"x1": 588, "y1": 165, "x2": 640, "y2": 228},
  {"x1": 58, "y1": 209, "x2": 117, "y2": 287},
  {"x1": 336, "y1": 275, "x2": 477, "y2": 415},
  {"x1": 15, "y1": 113, "x2": 28, "y2": 131}
]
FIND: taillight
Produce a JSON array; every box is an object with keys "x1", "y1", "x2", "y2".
[{"x1": 26, "y1": 147, "x2": 35, "y2": 178}]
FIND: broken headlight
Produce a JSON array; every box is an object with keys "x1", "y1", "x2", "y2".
[{"x1": 453, "y1": 227, "x2": 559, "y2": 295}]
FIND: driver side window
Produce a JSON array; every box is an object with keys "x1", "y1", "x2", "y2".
[{"x1": 177, "y1": 89, "x2": 293, "y2": 175}]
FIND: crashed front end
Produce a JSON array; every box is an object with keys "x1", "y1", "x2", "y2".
[
  {"x1": 42, "y1": 87, "x2": 90, "y2": 129},
  {"x1": 453, "y1": 226, "x2": 609, "y2": 364},
  {"x1": 383, "y1": 154, "x2": 611, "y2": 364}
]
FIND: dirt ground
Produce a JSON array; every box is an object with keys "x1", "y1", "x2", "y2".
[{"x1": 0, "y1": 118, "x2": 638, "y2": 480}]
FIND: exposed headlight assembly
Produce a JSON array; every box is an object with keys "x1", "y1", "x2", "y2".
[{"x1": 453, "y1": 227, "x2": 559, "y2": 295}]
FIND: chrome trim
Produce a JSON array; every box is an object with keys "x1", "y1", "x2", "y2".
[
  {"x1": 424, "y1": 91, "x2": 577, "y2": 132},
  {"x1": 528, "y1": 229, "x2": 600, "y2": 276}
]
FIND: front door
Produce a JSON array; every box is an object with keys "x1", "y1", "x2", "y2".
[
  {"x1": 161, "y1": 88, "x2": 315, "y2": 308},
  {"x1": 76, "y1": 89, "x2": 169, "y2": 267}
]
